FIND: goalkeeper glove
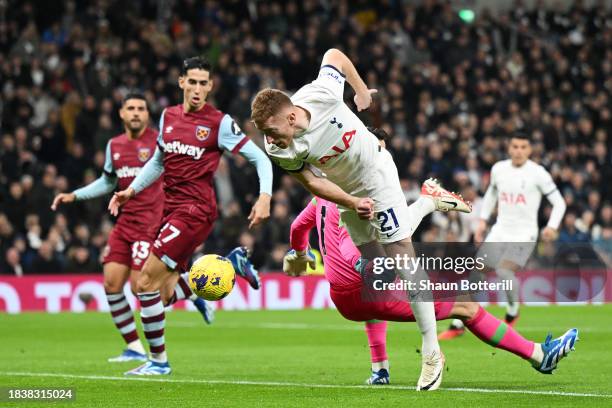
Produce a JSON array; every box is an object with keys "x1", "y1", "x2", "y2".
[{"x1": 283, "y1": 249, "x2": 316, "y2": 276}]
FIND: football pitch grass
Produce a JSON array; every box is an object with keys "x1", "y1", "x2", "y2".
[{"x1": 1, "y1": 305, "x2": 611, "y2": 407}]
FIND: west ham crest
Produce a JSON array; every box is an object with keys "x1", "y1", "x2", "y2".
[
  {"x1": 138, "y1": 147, "x2": 151, "y2": 162},
  {"x1": 195, "y1": 125, "x2": 210, "y2": 141}
]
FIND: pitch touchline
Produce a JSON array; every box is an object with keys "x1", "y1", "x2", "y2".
[
  {"x1": 166, "y1": 321, "x2": 609, "y2": 333},
  {"x1": 1, "y1": 371, "x2": 610, "y2": 398}
]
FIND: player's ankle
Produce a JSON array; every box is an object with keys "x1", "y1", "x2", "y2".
[
  {"x1": 127, "y1": 340, "x2": 146, "y2": 355},
  {"x1": 150, "y1": 351, "x2": 168, "y2": 363},
  {"x1": 529, "y1": 343, "x2": 544, "y2": 365},
  {"x1": 372, "y1": 360, "x2": 389, "y2": 371}
]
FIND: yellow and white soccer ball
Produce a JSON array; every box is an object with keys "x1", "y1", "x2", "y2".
[{"x1": 188, "y1": 254, "x2": 236, "y2": 301}]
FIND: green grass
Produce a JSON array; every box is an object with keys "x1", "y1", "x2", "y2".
[{"x1": 1, "y1": 306, "x2": 611, "y2": 407}]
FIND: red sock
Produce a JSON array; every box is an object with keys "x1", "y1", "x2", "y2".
[
  {"x1": 365, "y1": 321, "x2": 388, "y2": 363},
  {"x1": 465, "y1": 306, "x2": 534, "y2": 359}
]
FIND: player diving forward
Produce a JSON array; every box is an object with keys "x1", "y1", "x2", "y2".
[
  {"x1": 51, "y1": 93, "x2": 220, "y2": 362},
  {"x1": 439, "y1": 133, "x2": 567, "y2": 339},
  {"x1": 251, "y1": 48, "x2": 471, "y2": 390},
  {"x1": 108, "y1": 57, "x2": 273, "y2": 375},
  {"x1": 286, "y1": 196, "x2": 578, "y2": 384}
]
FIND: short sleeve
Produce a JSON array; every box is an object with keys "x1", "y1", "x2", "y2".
[
  {"x1": 310, "y1": 65, "x2": 346, "y2": 101},
  {"x1": 218, "y1": 114, "x2": 249, "y2": 153},
  {"x1": 103, "y1": 141, "x2": 114, "y2": 176},
  {"x1": 537, "y1": 167, "x2": 558, "y2": 195}
]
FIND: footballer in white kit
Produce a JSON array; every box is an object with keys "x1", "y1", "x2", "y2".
[
  {"x1": 440, "y1": 133, "x2": 566, "y2": 339},
  {"x1": 251, "y1": 48, "x2": 471, "y2": 391}
]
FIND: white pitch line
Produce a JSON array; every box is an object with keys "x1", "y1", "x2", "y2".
[
  {"x1": 0, "y1": 371, "x2": 610, "y2": 399},
  {"x1": 166, "y1": 321, "x2": 609, "y2": 333}
]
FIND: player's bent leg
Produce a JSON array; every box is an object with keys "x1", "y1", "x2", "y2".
[
  {"x1": 381, "y1": 238, "x2": 444, "y2": 391},
  {"x1": 161, "y1": 273, "x2": 214, "y2": 325},
  {"x1": 364, "y1": 320, "x2": 390, "y2": 385},
  {"x1": 450, "y1": 301, "x2": 578, "y2": 373},
  {"x1": 439, "y1": 269, "x2": 490, "y2": 337},
  {"x1": 126, "y1": 254, "x2": 173, "y2": 376},
  {"x1": 103, "y1": 262, "x2": 147, "y2": 363}
]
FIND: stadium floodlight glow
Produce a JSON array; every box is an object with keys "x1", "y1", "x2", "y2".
[{"x1": 458, "y1": 9, "x2": 475, "y2": 23}]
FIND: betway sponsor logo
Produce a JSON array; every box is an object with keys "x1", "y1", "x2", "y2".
[
  {"x1": 116, "y1": 166, "x2": 141, "y2": 178},
  {"x1": 163, "y1": 140, "x2": 205, "y2": 159}
]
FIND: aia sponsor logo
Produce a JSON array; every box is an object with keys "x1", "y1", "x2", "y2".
[
  {"x1": 500, "y1": 192, "x2": 527, "y2": 205},
  {"x1": 195, "y1": 125, "x2": 210, "y2": 141},
  {"x1": 138, "y1": 147, "x2": 151, "y2": 162},
  {"x1": 318, "y1": 130, "x2": 356, "y2": 165}
]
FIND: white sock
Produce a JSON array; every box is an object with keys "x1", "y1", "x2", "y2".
[
  {"x1": 411, "y1": 301, "x2": 440, "y2": 355},
  {"x1": 189, "y1": 293, "x2": 198, "y2": 301},
  {"x1": 497, "y1": 268, "x2": 519, "y2": 316},
  {"x1": 405, "y1": 196, "x2": 436, "y2": 235},
  {"x1": 529, "y1": 343, "x2": 544, "y2": 365},
  {"x1": 127, "y1": 339, "x2": 146, "y2": 355},
  {"x1": 372, "y1": 360, "x2": 389, "y2": 371},
  {"x1": 151, "y1": 351, "x2": 168, "y2": 363}
]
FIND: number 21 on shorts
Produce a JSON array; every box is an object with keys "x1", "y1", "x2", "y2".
[
  {"x1": 154, "y1": 223, "x2": 181, "y2": 248},
  {"x1": 377, "y1": 208, "x2": 400, "y2": 238}
]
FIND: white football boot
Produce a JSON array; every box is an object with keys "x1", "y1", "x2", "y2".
[{"x1": 416, "y1": 350, "x2": 445, "y2": 391}]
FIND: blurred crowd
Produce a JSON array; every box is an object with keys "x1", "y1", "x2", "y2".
[{"x1": 1, "y1": 0, "x2": 610, "y2": 275}]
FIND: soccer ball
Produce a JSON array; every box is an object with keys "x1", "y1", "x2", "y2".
[{"x1": 188, "y1": 254, "x2": 236, "y2": 301}]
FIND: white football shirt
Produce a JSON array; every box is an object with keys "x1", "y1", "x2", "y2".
[
  {"x1": 482, "y1": 159, "x2": 559, "y2": 233},
  {"x1": 264, "y1": 65, "x2": 384, "y2": 199}
]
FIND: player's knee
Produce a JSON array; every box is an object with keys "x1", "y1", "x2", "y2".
[
  {"x1": 103, "y1": 273, "x2": 123, "y2": 293},
  {"x1": 135, "y1": 269, "x2": 154, "y2": 293},
  {"x1": 104, "y1": 281, "x2": 121, "y2": 293},
  {"x1": 453, "y1": 301, "x2": 479, "y2": 320}
]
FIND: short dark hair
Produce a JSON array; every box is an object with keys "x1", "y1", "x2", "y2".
[
  {"x1": 509, "y1": 132, "x2": 531, "y2": 142},
  {"x1": 122, "y1": 92, "x2": 147, "y2": 106},
  {"x1": 181, "y1": 56, "x2": 212, "y2": 76}
]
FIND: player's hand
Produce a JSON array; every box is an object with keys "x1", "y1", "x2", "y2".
[
  {"x1": 541, "y1": 227, "x2": 558, "y2": 242},
  {"x1": 248, "y1": 193, "x2": 271, "y2": 229},
  {"x1": 354, "y1": 89, "x2": 378, "y2": 111},
  {"x1": 51, "y1": 193, "x2": 76, "y2": 210},
  {"x1": 108, "y1": 188, "x2": 135, "y2": 216},
  {"x1": 283, "y1": 249, "x2": 316, "y2": 276},
  {"x1": 474, "y1": 219, "x2": 488, "y2": 244},
  {"x1": 353, "y1": 197, "x2": 374, "y2": 220}
]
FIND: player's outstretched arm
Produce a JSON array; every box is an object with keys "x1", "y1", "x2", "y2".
[
  {"x1": 321, "y1": 48, "x2": 377, "y2": 111},
  {"x1": 290, "y1": 199, "x2": 317, "y2": 251},
  {"x1": 292, "y1": 167, "x2": 374, "y2": 220},
  {"x1": 51, "y1": 174, "x2": 117, "y2": 210},
  {"x1": 219, "y1": 114, "x2": 273, "y2": 228},
  {"x1": 108, "y1": 147, "x2": 164, "y2": 216},
  {"x1": 56, "y1": 140, "x2": 118, "y2": 211},
  {"x1": 236, "y1": 140, "x2": 273, "y2": 228}
]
